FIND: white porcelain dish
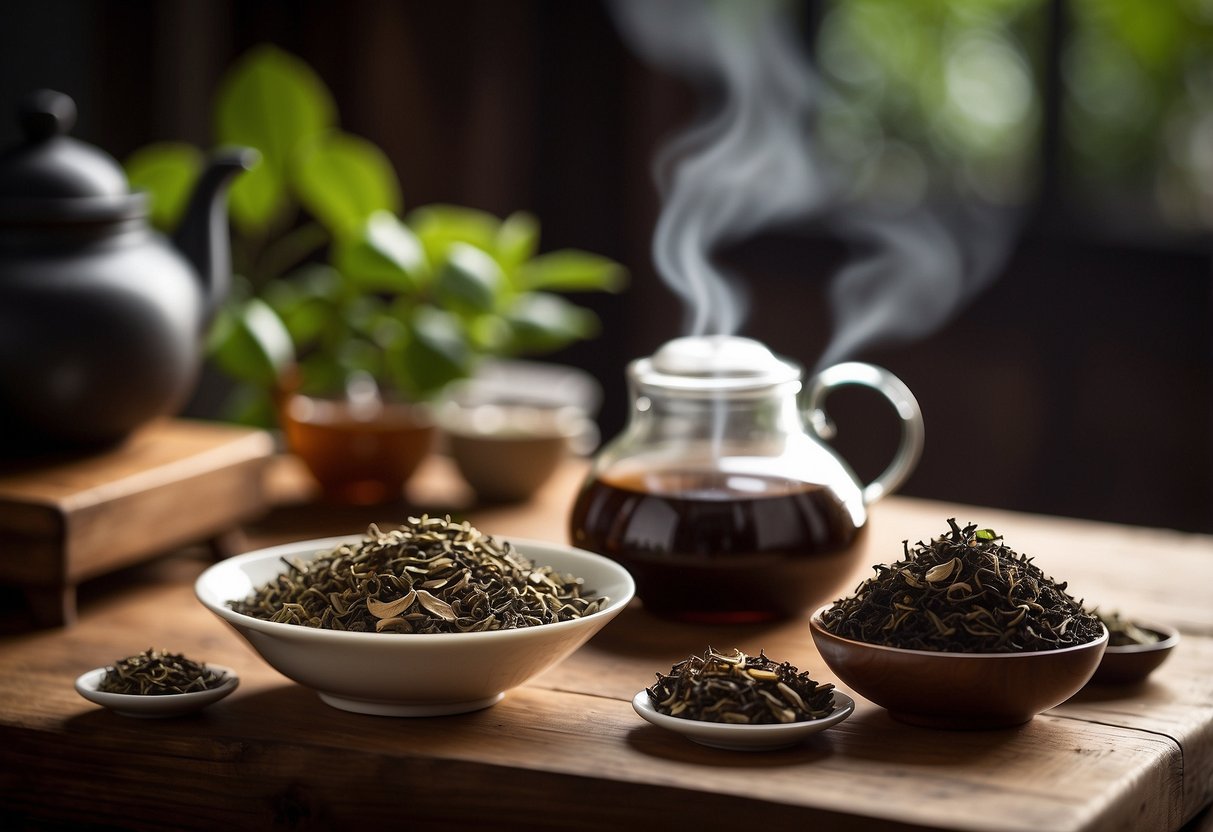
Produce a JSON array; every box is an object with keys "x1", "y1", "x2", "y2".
[
  {"x1": 631, "y1": 689, "x2": 855, "y2": 751},
  {"x1": 74, "y1": 665, "x2": 238, "y2": 718},
  {"x1": 195, "y1": 535, "x2": 634, "y2": 716}
]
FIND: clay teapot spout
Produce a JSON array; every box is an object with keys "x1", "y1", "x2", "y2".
[{"x1": 172, "y1": 147, "x2": 258, "y2": 329}]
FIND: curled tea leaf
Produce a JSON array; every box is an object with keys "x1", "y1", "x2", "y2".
[
  {"x1": 375, "y1": 617, "x2": 410, "y2": 633},
  {"x1": 367, "y1": 591, "x2": 415, "y2": 619},
  {"x1": 925, "y1": 558, "x2": 959, "y2": 583},
  {"x1": 415, "y1": 589, "x2": 456, "y2": 621}
]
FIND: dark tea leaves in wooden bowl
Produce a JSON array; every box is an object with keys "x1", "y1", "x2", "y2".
[
  {"x1": 1088, "y1": 610, "x2": 1179, "y2": 686},
  {"x1": 812, "y1": 521, "x2": 1107, "y2": 728},
  {"x1": 819, "y1": 519, "x2": 1102, "y2": 652}
]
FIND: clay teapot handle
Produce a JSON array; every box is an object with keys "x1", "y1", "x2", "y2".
[{"x1": 804, "y1": 362, "x2": 924, "y2": 505}]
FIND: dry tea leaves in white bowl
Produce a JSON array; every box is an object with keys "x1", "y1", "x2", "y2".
[
  {"x1": 196, "y1": 523, "x2": 634, "y2": 716},
  {"x1": 229, "y1": 515, "x2": 608, "y2": 633}
]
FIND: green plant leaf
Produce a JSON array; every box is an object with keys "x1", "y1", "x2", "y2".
[
  {"x1": 467, "y1": 313, "x2": 511, "y2": 352},
  {"x1": 495, "y1": 211, "x2": 540, "y2": 273},
  {"x1": 343, "y1": 294, "x2": 389, "y2": 337},
  {"x1": 225, "y1": 161, "x2": 286, "y2": 236},
  {"x1": 283, "y1": 262, "x2": 344, "y2": 300},
  {"x1": 333, "y1": 212, "x2": 428, "y2": 292},
  {"x1": 215, "y1": 45, "x2": 336, "y2": 233},
  {"x1": 406, "y1": 204, "x2": 501, "y2": 265},
  {"x1": 207, "y1": 297, "x2": 296, "y2": 387},
  {"x1": 264, "y1": 265, "x2": 343, "y2": 347},
  {"x1": 517, "y1": 249, "x2": 627, "y2": 292},
  {"x1": 335, "y1": 335, "x2": 384, "y2": 379},
  {"x1": 124, "y1": 143, "x2": 203, "y2": 230},
  {"x1": 219, "y1": 381, "x2": 278, "y2": 428},
  {"x1": 391, "y1": 306, "x2": 474, "y2": 399},
  {"x1": 294, "y1": 132, "x2": 402, "y2": 239},
  {"x1": 368, "y1": 312, "x2": 408, "y2": 351},
  {"x1": 434, "y1": 243, "x2": 504, "y2": 313},
  {"x1": 292, "y1": 353, "x2": 342, "y2": 397},
  {"x1": 502, "y1": 292, "x2": 600, "y2": 354}
]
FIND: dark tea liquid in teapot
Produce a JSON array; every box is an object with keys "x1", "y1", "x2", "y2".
[{"x1": 569, "y1": 465, "x2": 864, "y2": 623}]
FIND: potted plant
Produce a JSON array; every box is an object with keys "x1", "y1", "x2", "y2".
[{"x1": 126, "y1": 45, "x2": 625, "y2": 503}]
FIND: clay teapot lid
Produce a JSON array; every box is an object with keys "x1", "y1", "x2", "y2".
[{"x1": 0, "y1": 89, "x2": 146, "y2": 223}]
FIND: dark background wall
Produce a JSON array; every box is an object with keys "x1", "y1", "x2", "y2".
[{"x1": 2, "y1": 0, "x2": 1209, "y2": 533}]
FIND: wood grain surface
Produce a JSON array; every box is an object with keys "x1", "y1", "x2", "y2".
[
  {"x1": 0, "y1": 420, "x2": 274, "y2": 626},
  {"x1": 0, "y1": 455, "x2": 1210, "y2": 831}
]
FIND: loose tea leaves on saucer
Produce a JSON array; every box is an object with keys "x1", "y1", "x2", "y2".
[
  {"x1": 231, "y1": 515, "x2": 607, "y2": 633},
  {"x1": 820, "y1": 519, "x2": 1103, "y2": 653},
  {"x1": 648, "y1": 648, "x2": 835, "y2": 724},
  {"x1": 98, "y1": 649, "x2": 228, "y2": 696}
]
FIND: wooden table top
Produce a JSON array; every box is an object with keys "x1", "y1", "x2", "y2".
[{"x1": 1, "y1": 456, "x2": 1211, "y2": 832}]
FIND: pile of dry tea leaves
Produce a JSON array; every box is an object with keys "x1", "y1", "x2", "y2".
[
  {"x1": 1095, "y1": 610, "x2": 1163, "y2": 647},
  {"x1": 231, "y1": 515, "x2": 608, "y2": 633},
  {"x1": 820, "y1": 519, "x2": 1103, "y2": 652},
  {"x1": 648, "y1": 648, "x2": 835, "y2": 724},
  {"x1": 98, "y1": 649, "x2": 227, "y2": 695}
]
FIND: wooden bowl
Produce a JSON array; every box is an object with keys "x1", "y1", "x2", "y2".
[
  {"x1": 809, "y1": 608, "x2": 1108, "y2": 729},
  {"x1": 1089, "y1": 623, "x2": 1179, "y2": 686}
]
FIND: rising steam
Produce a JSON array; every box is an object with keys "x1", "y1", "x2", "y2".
[
  {"x1": 611, "y1": 0, "x2": 829, "y2": 337},
  {"x1": 612, "y1": 0, "x2": 1017, "y2": 366},
  {"x1": 816, "y1": 202, "x2": 1016, "y2": 369}
]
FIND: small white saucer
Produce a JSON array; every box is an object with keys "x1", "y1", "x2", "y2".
[
  {"x1": 631, "y1": 689, "x2": 855, "y2": 751},
  {"x1": 74, "y1": 665, "x2": 239, "y2": 718}
]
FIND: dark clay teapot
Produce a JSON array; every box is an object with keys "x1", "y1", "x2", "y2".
[{"x1": 0, "y1": 90, "x2": 254, "y2": 452}]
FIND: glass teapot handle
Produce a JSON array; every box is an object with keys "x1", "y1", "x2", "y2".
[{"x1": 804, "y1": 362, "x2": 924, "y2": 505}]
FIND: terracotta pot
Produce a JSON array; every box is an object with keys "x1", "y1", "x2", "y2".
[{"x1": 278, "y1": 392, "x2": 435, "y2": 505}]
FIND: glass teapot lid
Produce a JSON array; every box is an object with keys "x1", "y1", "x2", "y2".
[{"x1": 631, "y1": 335, "x2": 801, "y2": 394}]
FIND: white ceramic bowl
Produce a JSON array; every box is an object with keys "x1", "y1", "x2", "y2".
[
  {"x1": 74, "y1": 665, "x2": 238, "y2": 718},
  {"x1": 631, "y1": 689, "x2": 855, "y2": 751},
  {"x1": 195, "y1": 536, "x2": 634, "y2": 716}
]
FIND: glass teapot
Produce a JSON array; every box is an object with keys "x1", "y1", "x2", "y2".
[{"x1": 569, "y1": 335, "x2": 924, "y2": 623}]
